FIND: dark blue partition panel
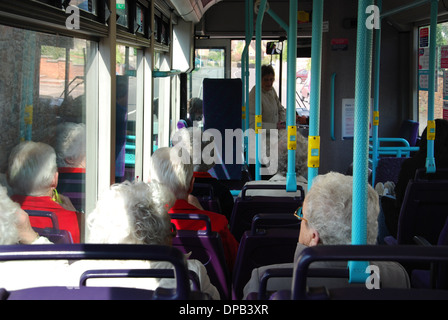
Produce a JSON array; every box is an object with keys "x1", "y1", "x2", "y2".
[{"x1": 203, "y1": 78, "x2": 242, "y2": 180}]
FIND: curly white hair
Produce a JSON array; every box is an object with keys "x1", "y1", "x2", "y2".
[
  {"x1": 304, "y1": 172, "x2": 379, "y2": 245},
  {"x1": 87, "y1": 180, "x2": 176, "y2": 245},
  {"x1": 0, "y1": 185, "x2": 20, "y2": 245}
]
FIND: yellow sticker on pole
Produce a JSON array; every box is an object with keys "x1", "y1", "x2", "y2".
[
  {"x1": 242, "y1": 106, "x2": 246, "y2": 119},
  {"x1": 24, "y1": 105, "x2": 33, "y2": 125},
  {"x1": 373, "y1": 111, "x2": 379, "y2": 126},
  {"x1": 308, "y1": 136, "x2": 320, "y2": 168},
  {"x1": 255, "y1": 115, "x2": 262, "y2": 134},
  {"x1": 287, "y1": 126, "x2": 297, "y2": 150},
  {"x1": 427, "y1": 120, "x2": 436, "y2": 140}
]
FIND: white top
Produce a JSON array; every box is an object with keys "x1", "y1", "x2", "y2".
[
  {"x1": 249, "y1": 86, "x2": 286, "y2": 130},
  {"x1": 0, "y1": 246, "x2": 220, "y2": 300}
]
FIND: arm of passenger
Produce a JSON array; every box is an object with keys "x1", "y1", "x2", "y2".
[
  {"x1": 16, "y1": 208, "x2": 53, "y2": 244},
  {"x1": 189, "y1": 260, "x2": 221, "y2": 300}
]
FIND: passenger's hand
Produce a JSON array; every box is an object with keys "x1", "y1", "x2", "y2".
[
  {"x1": 15, "y1": 208, "x2": 40, "y2": 244},
  {"x1": 188, "y1": 194, "x2": 204, "y2": 210}
]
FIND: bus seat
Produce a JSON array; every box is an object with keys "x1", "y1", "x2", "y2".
[
  {"x1": 202, "y1": 78, "x2": 242, "y2": 181},
  {"x1": 26, "y1": 210, "x2": 74, "y2": 244},
  {"x1": 191, "y1": 182, "x2": 222, "y2": 214},
  {"x1": 384, "y1": 169, "x2": 448, "y2": 246},
  {"x1": 374, "y1": 156, "x2": 408, "y2": 184},
  {"x1": 399, "y1": 119, "x2": 419, "y2": 147},
  {"x1": 411, "y1": 217, "x2": 448, "y2": 290},
  {"x1": 0, "y1": 244, "x2": 204, "y2": 300},
  {"x1": 80, "y1": 268, "x2": 201, "y2": 292},
  {"x1": 32, "y1": 227, "x2": 73, "y2": 244},
  {"x1": 232, "y1": 214, "x2": 299, "y2": 300},
  {"x1": 267, "y1": 245, "x2": 448, "y2": 300},
  {"x1": 230, "y1": 184, "x2": 304, "y2": 241},
  {"x1": 26, "y1": 210, "x2": 59, "y2": 229},
  {"x1": 170, "y1": 214, "x2": 231, "y2": 300}
]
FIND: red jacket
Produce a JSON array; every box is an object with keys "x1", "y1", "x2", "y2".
[
  {"x1": 168, "y1": 199, "x2": 239, "y2": 270},
  {"x1": 11, "y1": 195, "x2": 80, "y2": 243}
]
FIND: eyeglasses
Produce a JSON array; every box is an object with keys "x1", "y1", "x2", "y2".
[{"x1": 294, "y1": 207, "x2": 307, "y2": 223}]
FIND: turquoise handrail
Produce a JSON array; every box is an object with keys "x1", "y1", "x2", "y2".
[
  {"x1": 254, "y1": 0, "x2": 267, "y2": 181},
  {"x1": 307, "y1": 0, "x2": 324, "y2": 190},
  {"x1": 349, "y1": 0, "x2": 374, "y2": 283},
  {"x1": 265, "y1": 4, "x2": 297, "y2": 191},
  {"x1": 371, "y1": 0, "x2": 434, "y2": 183},
  {"x1": 426, "y1": 0, "x2": 438, "y2": 173},
  {"x1": 330, "y1": 72, "x2": 336, "y2": 141},
  {"x1": 242, "y1": 0, "x2": 253, "y2": 166},
  {"x1": 371, "y1": 0, "x2": 382, "y2": 186},
  {"x1": 285, "y1": 0, "x2": 298, "y2": 192}
]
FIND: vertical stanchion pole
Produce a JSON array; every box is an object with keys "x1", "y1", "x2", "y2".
[
  {"x1": 307, "y1": 0, "x2": 324, "y2": 189},
  {"x1": 349, "y1": 0, "x2": 374, "y2": 283}
]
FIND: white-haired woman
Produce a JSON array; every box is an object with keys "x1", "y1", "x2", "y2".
[
  {"x1": 243, "y1": 172, "x2": 410, "y2": 298},
  {"x1": 0, "y1": 185, "x2": 74, "y2": 292},
  {"x1": 69, "y1": 180, "x2": 220, "y2": 299},
  {"x1": 52, "y1": 122, "x2": 86, "y2": 212},
  {"x1": 171, "y1": 127, "x2": 235, "y2": 220},
  {"x1": 0, "y1": 185, "x2": 51, "y2": 245},
  {"x1": 149, "y1": 147, "x2": 239, "y2": 270},
  {"x1": 7, "y1": 141, "x2": 80, "y2": 243}
]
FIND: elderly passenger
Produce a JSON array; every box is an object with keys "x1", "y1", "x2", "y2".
[
  {"x1": 7, "y1": 141, "x2": 80, "y2": 243},
  {"x1": 70, "y1": 180, "x2": 220, "y2": 299},
  {"x1": 172, "y1": 127, "x2": 234, "y2": 220},
  {"x1": 0, "y1": 185, "x2": 73, "y2": 292},
  {"x1": 243, "y1": 172, "x2": 410, "y2": 298},
  {"x1": 52, "y1": 122, "x2": 86, "y2": 212},
  {"x1": 148, "y1": 147, "x2": 239, "y2": 270},
  {"x1": 0, "y1": 185, "x2": 51, "y2": 245}
]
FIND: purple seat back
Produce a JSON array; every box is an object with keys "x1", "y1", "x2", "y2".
[
  {"x1": 191, "y1": 183, "x2": 222, "y2": 214},
  {"x1": 232, "y1": 214, "x2": 299, "y2": 300},
  {"x1": 375, "y1": 157, "x2": 408, "y2": 184},
  {"x1": 0, "y1": 244, "x2": 193, "y2": 300},
  {"x1": 230, "y1": 184, "x2": 304, "y2": 241},
  {"x1": 32, "y1": 227, "x2": 73, "y2": 244},
  {"x1": 396, "y1": 170, "x2": 448, "y2": 245},
  {"x1": 26, "y1": 210, "x2": 74, "y2": 244},
  {"x1": 411, "y1": 217, "x2": 448, "y2": 289},
  {"x1": 291, "y1": 245, "x2": 448, "y2": 300},
  {"x1": 399, "y1": 119, "x2": 419, "y2": 147},
  {"x1": 26, "y1": 210, "x2": 59, "y2": 229},
  {"x1": 170, "y1": 214, "x2": 231, "y2": 300}
]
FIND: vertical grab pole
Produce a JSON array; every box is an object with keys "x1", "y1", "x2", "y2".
[
  {"x1": 330, "y1": 72, "x2": 336, "y2": 141},
  {"x1": 348, "y1": 0, "x2": 374, "y2": 283},
  {"x1": 242, "y1": 0, "x2": 254, "y2": 166},
  {"x1": 285, "y1": 0, "x2": 298, "y2": 191},
  {"x1": 255, "y1": 0, "x2": 267, "y2": 180},
  {"x1": 426, "y1": 0, "x2": 438, "y2": 173},
  {"x1": 371, "y1": 0, "x2": 382, "y2": 186},
  {"x1": 307, "y1": 0, "x2": 324, "y2": 189}
]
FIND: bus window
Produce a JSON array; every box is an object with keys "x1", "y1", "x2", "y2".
[
  {"x1": 0, "y1": 25, "x2": 95, "y2": 215},
  {"x1": 230, "y1": 40, "x2": 311, "y2": 116},
  {"x1": 188, "y1": 48, "x2": 225, "y2": 100},
  {"x1": 115, "y1": 45, "x2": 138, "y2": 183},
  {"x1": 417, "y1": 22, "x2": 448, "y2": 135}
]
